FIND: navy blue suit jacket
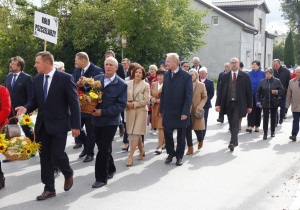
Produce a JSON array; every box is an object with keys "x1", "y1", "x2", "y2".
[
  {"x1": 25, "y1": 70, "x2": 81, "y2": 134},
  {"x1": 92, "y1": 74, "x2": 127, "y2": 127},
  {"x1": 5, "y1": 71, "x2": 33, "y2": 117},
  {"x1": 73, "y1": 62, "x2": 103, "y2": 117},
  {"x1": 160, "y1": 67, "x2": 193, "y2": 128},
  {"x1": 203, "y1": 78, "x2": 215, "y2": 109}
]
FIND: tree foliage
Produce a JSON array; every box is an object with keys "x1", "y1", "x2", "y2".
[
  {"x1": 273, "y1": 42, "x2": 285, "y2": 61},
  {"x1": 284, "y1": 31, "x2": 295, "y2": 67},
  {"x1": 281, "y1": 0, "x2": 300, "y2": 64},
  {"x1": 0, "y1": 0, "x2": 209, "y2": 83}
]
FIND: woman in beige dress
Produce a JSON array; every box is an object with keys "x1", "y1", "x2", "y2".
[
  {"x1": 186, "y1": 69, "x2": 207, "y2": 155},
  {"x1": 150, "y1": 69, "x2": 165, "y2": 154},
  {"x1": 126, "y1": 65, "x2": 150, "y2": 166}
]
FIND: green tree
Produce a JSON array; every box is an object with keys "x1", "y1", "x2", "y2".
[
  {"x1": 281, "y1": 0, "x2": 300, "y2": 64},
  {"x1": 111, "y1": 0, "x2": 209, "y2": 68},
  {"x1": 273, "y1": 43, "x2": 285, "y2": 61},
  {"x1": 284, "y1": 31, "x2": 295, "y2": 67}
]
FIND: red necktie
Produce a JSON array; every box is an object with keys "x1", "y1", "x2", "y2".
[{"x1": 233, "y1": 73, "x2": 236, "y2": 82}]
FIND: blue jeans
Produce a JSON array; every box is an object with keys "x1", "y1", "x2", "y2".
[{"x1": 292, "y1": 112, "x2": 300, "y2": 136}]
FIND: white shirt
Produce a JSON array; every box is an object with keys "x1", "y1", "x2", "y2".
[
  {"x1": 104, "y1": 74, "x2": 116, "y2": 87},
  {"x1": 11, "y1": 71, "x2": 21, "y2": 86},
  {"x1": 44, "y1": 68, "x2": 56, "y2": 95},
  {"x1": 231, "y1": 70, "x2": 239, "y2": 81},
  {"x1": 157, "y1": 82, "x2": 163, "y2": 91},
  {"x1": 171, "y1": 66, "x2": 180, "y2": 77},
  {"x1": 200, "y1": 78, "x2": 206, "y2": 83},
  {"x1": 82, "y1": 62, "x2": 91, "y2": 75}
]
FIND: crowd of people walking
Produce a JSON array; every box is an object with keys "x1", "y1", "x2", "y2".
[{"x1": 0, "y1": 50, "x2": 299, "y2": 201}]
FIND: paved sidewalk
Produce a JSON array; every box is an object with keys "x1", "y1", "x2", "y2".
[{"x1": 1, "y1": 98, "x2": 300, "y2": 210}]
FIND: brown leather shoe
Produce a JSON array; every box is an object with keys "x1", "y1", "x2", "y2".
[
  {"x1": 73, "y1": 143, "x2": 82, "y2": 149},
  {"x1": 36, "y1": 191, "x2": 56, "y2": 200},
  {"x1": 186, "y1": 146, "x2": 193, "y2": 155},
  {"x1": 64, "y1": 175, "x2": 73, "y2": 191},
  {"x1": 198, "y1": 141, "x2": 203, "y2": 150}
]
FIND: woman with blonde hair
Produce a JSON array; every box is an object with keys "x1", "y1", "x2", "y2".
[
  {"x1": 186, "y1": 68, "x2": 207, "y2": 155},
  {"x1": 126, "y1": 65, "x2": 150, "y2": 166}
]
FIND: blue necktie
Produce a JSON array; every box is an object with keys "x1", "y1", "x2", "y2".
[
  {"x1": 44, "y1": 75, "x2": 50, "y2": 103},
  {"x1": 11, "y1": 74, "x2": 17, "y2": 90},
  {"x1": 298, "y1": 79, "x2": 300, "y2": 87}
]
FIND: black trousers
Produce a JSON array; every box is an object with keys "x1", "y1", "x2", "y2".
[
  {"x1": 36, "y1": 123, "x2": 73, "y2": 192},
  {"x1": 186, "y1": 116, "x2": 203, "y2": 146},
  {"x1": 247, "y1": 95, "x2": 262, "y2": 127},
  {"x1": 78, "y1": 116, "x2": 95, "y2": 156},
  {"x1": 94, "y1": 125, "x2": 117, "y2": 184},
  {"x1": 164, "y1": 127, "x2": 186, "y2": 159},
  {"x1": 263, "y1": 107, "x2": 277, "y2": 134},
  {"x1": 226, "y1": 101, "x2": 239, "y2": 145},
  {"x1": 203, "y1": 107, "x2": 209, "y2": 137}
]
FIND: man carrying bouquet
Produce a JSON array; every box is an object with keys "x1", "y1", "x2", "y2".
[
  {"x1": 16, "y1": 51, "x2": 81, "y2": 200},
  {"x1": 79, "y1": 56, "x2": 127, "y2": 188}
]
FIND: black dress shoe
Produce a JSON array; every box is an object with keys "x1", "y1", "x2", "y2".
[
  {"x1": 217, "y1": 119, "x2": 224, "y2": 123},
  {"x1": 83, "y1": 155, "x2": 94, "y2": 162},
  {"x1": 279, "y1": 119, "x2": 283, "y2": 124},
  {"x1": 122, "y1": 145, "x2": 129, "y2": 151},
  {"x1": 176, "y1": 158, "x2": 183, "y2": 166},
  {"x1": 271, "y1": 132, "x2": 275, "y2": 137},
  {"x1": 165, "y1": 155, "x2": 174, "y2": 164},
  {"x1": 246, "y1": 129, "x2": 252, "y2": 133},
  {"x1": 290, "y1": 135, "x2": 297, "y2": 141},
  {"x1": 2, "y1": 159, "x2": 9, "y2": 163},
  {"x1": 92, "y1": 181, "x2": 107, "y2": 188},
  {"x1": 107, "y1": 171, "x2": 116, "y2": 179},
  {"x1": 54, "y1": 169, "x2": 60, "y2": 179},
  {"x1": 79, "y1": 150, "x2": 87, "y2": 158},
  {"x1": 263, "y1": 133, "x2": 267, "y2": 140},
  {"x1": 31, "y1": 154, "x2": 35, "y2": 157},
  {"x1": 228, "y1": 144, "x2": 234, "y2": 151},
  {"x1": 36, "y1": 191, "x2": 56, "y2": 200}
]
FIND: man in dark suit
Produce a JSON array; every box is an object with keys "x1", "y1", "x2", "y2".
[
  {"x1": 73, "y1": 52, "x2": 102, "y2": 162},
  {"x1": 160, "y1": 53, "x2": 193, "y2": 166},
  {"x1": 16, "y1": 51, "x2": 80, "y2": 200},
  {"x1": 100, "y1": 50, "x2": 126, "y2": 80},
  {"x1": 217, "y1": 63, "x2": 230, "y2": 123},
  {"x1": 84, "y1": 56, "x2": 127, "y2": 188},
  {"x1": 199, "y1": 67, "x2": 215, "y2": 144},
  {"x1": 3, "y1": 56, "x2": 34, "y2": 163},
  {"x1": 215, "y1": 57, "x2": 252, "y2": 151},
  {"x1": 272, "y1": 59, "x2": 291, "y2": 125},
  {"x1": 121, "y1": 58, "x2": 130, "y2": 78},
  {"x1": 192, "y1": 57, "x2": 202, "y2": 74}
]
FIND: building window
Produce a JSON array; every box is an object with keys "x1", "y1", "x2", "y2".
[
  {"x1": 258, "y1": 53, "x2": 261, "y2": 60},
  {"x1": 212, "y1": 16, "x2": 218, "y2": 26},
  {"x1": 259, "y1": 18, "x2": 262, "y2": 33},
  {"x1": 246, "y1": 51, "x2": 251, "y2": 69}
]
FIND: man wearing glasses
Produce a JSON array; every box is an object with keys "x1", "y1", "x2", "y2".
[
  {"x1": 215, "y1": 57, "x2": 252, "y2": 151},
  {"x1": 181, "y1": 61, "x2": 190, "y2": 71}
]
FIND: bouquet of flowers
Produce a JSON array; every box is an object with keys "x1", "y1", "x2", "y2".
[
  {"x1": 78, "y1": 77, "x2": 103, "y2": 114},
  {"x1": 0, "y1": 115, "x2": 41, "y2": 161}
]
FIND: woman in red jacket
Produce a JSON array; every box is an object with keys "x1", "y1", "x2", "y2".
[{"x1": 0, "y1": 85, "x2": 11, "y2": 190}]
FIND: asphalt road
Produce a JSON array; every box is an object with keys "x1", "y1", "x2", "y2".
[{"x1": 1, "y1": 97, "x2": 300, "y2": 210}]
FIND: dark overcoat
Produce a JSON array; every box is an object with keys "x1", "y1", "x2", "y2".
[
  {"x1": 160, "y1": 67, "x2": 193, "y2": 128},
  {"x1": 216, "y1": 70, "x2": 253, "y2": 118}
]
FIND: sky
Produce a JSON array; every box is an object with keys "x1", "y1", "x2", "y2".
[{"x1": 31, "y1": 0, "x2": 288, "y2": 34}]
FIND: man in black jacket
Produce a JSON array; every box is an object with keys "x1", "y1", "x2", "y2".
[
  {"x1": 272, "y1": 59, "x2": 291, "y2": 125},
  {"x1": 73, "y1": 52, "x2": 102, "y2": 162},
  {"x1": 3, "y1": 56, "x2": 34, "y2": 163},
  {"x1": 216, "y1": 58, "x2": 252, "y2": 151},
  {"x1": 216, "y1": 63, "x2": 230, "y2": 123}
]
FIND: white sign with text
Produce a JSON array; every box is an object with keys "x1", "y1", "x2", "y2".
[{"x1": 33, "y1": 11, "x2": 58, "y2": 44}]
